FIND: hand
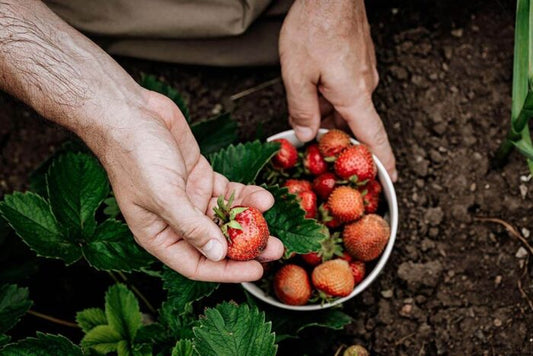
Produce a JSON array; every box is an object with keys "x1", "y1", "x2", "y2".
[
  {"x1": 0, "y1": 0, "x2": 284, "y2": 283},
  {"x1": 279, "y1": 0, "x2": 397, "y2": 181},
  {"x1": 92, "y1": 91, "x2": 284, "y2": 282}
]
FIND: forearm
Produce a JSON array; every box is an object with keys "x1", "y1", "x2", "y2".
[{"x1": 0, "y1": 0, "x2": 145, "y2": 147}]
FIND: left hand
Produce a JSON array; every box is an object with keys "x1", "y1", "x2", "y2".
[{"x1": 279, "y1": 0, "x2": 397, "y2": 181}]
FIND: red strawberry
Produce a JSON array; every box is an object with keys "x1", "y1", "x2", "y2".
[
  {"x1": 272, "y1": 138, "x2": 298, "y2": 169},
  {"x1": 302, "y1": 252, "x2": 322, "y2": 266},
  {"x1": 349, "y1": 261, "x2": 366, "y2": 285},
  {"x1": 340, "y1": 251, "x2": 353, "y2": 262},
  {"x1": 318, "y1": 203, "x2": 342, "y2": 228},
  {"x1": 318, "y1": 129, "x2": 352, "y2": 158},
  {"x1": 284, "y1": 179, "x2": 312, "y2": 195},
  {"x1": 359, "y1": 180, "x2": 382, "y2": 214},
  {"x1": 343, "y1": 214, "x2": 390, "y2": 261},
  {"x1": 312, "y1": 259, "x2": 355, "y2": 297},
  {"x1": 334, "y1": 145, "x2": 377, "y2": 182},
  {"x1": 313, "y1": 172, "x2": 337, "y2": 200},
  {"x1": 327, "y1": 186, "x2": 364, "y2": 223},
  {"x1": 298, "y1": 190, "x2": 317, "y2": 219},
  {"x1": 303, "y1": 144, "x2": 327, "y2": 175},
  {"x1": 274, "y1": 264, "x2": 312, "y2": 305},
  {"x1": 213, "y1": 194, "x2": 269, "y2": 261}
]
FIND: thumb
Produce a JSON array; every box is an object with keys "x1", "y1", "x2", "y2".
[
  {"x1": 283, "y1": 74, "x2": 321, "y2": 142},
  {"x1": 336, "y1": 96, "x2": 397, "y2": 181},
  {"x1": 162, "y1": 195, "x2": 228, "y2": 262}
]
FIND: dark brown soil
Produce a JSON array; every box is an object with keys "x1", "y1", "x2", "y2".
[{"x1": 1, "y1": 0, "x2": 532, "y2": 355}]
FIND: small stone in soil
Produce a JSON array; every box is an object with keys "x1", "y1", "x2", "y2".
[{"x1": 381, "y1": 289, "x2": 393, "y2": 299}]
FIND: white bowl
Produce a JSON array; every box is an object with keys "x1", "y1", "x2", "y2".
[{"x1": 242, "y1": 129, "x2": 399, "y2": 311}]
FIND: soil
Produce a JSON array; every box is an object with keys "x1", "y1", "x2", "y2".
[{"x1": 1, "y1": 0, "x2": 532, "y2": 355}]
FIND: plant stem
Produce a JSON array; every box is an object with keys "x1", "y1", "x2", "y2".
[
  {"x1": 115, "y1": 271, "x2": 157, "y2": 314},
  {"x1": 28, "y1": 310, "x2": 79, "y2": 328}
]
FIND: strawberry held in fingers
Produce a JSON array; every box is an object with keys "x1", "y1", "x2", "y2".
[
  {"x1": 312, "y1": 259, "x2": 354, "y2": 297},
  {"x1": 274, "y1": 264, "x2": 312, "y2": 305},
  {"x1": 334, "y1": 145, "x2": 377, "y2": 182},
  {"x1": 303, "y1": 143, "x2": 327, "y2": 175},
  {"x1": 272, "y1": 138, "x2": 298, "y2": 169},
  {"x1": 313, "y1": 172, "x2": 337, "y2": 200},
  {"x1": 318, "y1": 129, "x2": 351, "y2": 158},
  {"x1": 213, "y1": 193, "x2": 269, "y2": 261},
  {"x1": 327, "y1": 186, "x2": 364, "y2": 223},
  {"x1": 284, "y1": 179, "x2": 312, "y2": 195},
  {"x1": 343, "y1": 214, "x2": 390, "y2": 262}
]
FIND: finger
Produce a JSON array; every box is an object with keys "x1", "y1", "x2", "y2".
[
  {"x1": 255, "y1": 236, "x2": 284, "y2": 262},
  {"x1": 143, "y1": 227, "x2": 264, "y2": 282},
  {"x1": 337, "y1": 97, "x2": 397, "y2": 181},
  {"x1": 283, "y1": 69, "x2": 321, "y2": 142},
  {"x1": 230, "y1": 184, "x2": 275, "y2": 212},
  {"x1": 159, "y1": 192, "x2": 228, "y2": 262}
]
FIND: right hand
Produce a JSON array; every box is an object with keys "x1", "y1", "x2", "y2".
[{"x1": 88, "y1": 90, "x2": 284, "y2": 282}]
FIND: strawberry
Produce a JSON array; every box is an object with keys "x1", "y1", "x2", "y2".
[
  {"x1": 343, "y1": 345, "x2": 370, "y2": 356},
  {"x1": 313, "y1": 172, "x2": 337, "y2": 200},
  {"x1": 303, "y1": 144, "x2": 327, "y2": 175},
  {"x1": 301, "y1": 252, "x2": 322, "y2": 266},
  {"x1": 343, "y1": 214, "x2": 390, "y2": 261},
  {"x1": 272, "y1": 138, "x2": 298, "y2": 169},
  {"x1": 312, "y1": 259, "x2": 355, "y2": 297},
  {"x1": 301, "y1": 232, "x2": 343, "y2": 266},
  {"x1": 284, "y1": 179, "x2": 312, "y2": 195},
  {"x1": 327, "y1": 186, "x2": 364, "y2": 223},
  {"x1": 274, "y1": 264, "x2": 312, "y2": 305},
  {"x1": 340, "y1": 251, "x2": 353, "y2": 262},
  {"x1": 213, "y1": 193, "x2": 269, "y2": 261},
  {"x1": 319, "y1": 203, "x2": 342, "y2": 228},
  {"x1": 334, "y1": 145, "x2": 377, "y2": 182},
  {"x1": 359, "y1": 180, "x2": 382, "y2": 214},
  {"x1": 349, "y1": 261, "x2": 366, "y2": 285},
  {"x1": 318, "y1": 129, "x2": 351, "y2": 158},
  {"x1": 298, "y1": 190, "x2": 317, "y2": 219}
]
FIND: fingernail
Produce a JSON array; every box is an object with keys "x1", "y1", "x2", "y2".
[
  {"x1": 391, "y1": 170, "x2": 398, "y2": 182},
  {"x1": 202, "y1": 239, "x2": 224, "y2": 261},
  {"x1": 294, "y1": 126, "x2": 314, "y2": 142}
]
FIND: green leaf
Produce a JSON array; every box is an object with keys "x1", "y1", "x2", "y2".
[
  {"x1": 103, "y1": 196, "x2": 121, "y2": 219},
  {"x1": 0, "y1": 334, "x2": 9, "y2": 347},
  {"x1": 191, "y1": 113, "x2": 238, "y2": 155},
  {"x1": 105, "y1": 284, "x2": 142, "y2": 341},
  {"x1": 81, "y1": 325, "x2": 122, "y2": 354},
  {"x1": 171, "y1": 339, "x2": 195, "y2": 356},
  {"x1": 193, "y1": 302, "x2": 276, "y2": 356},
  {"x1": 140, "y1": 74, "x2": 190, "y2": 122},
  {"x1": 162, "y1": 268, "x2": 219, "y2": 315},
  {"x1": 268, "y1": 309, "x2": 352, "y2": 342},
  {"x1": 513, "y1": 138, "x2": 533, "y2": 160},
  {"x1": 0, "y1": 192, "x2": 81, "y2": 264},
  {"x1": 1, "y1": 333, "x2": 83, "y2": 356},
  {"x1": 134, "y1": 323, "x2": 168, "y2": 345},
  {"x1": 0, "y1": 284, "x2": 32, "y2": 334},
  {"x1": 82, "y1": 219, "x2": 153, "y2": 272},
  {"x1": 209, "y1": 141, "x2": 280, "y2": 184},
  {"x1": 263, "y1": 186, "x2": 327, "y2": 254},
  {"x1": 76, "y1": 308, "x2": 107, "y2": 333},
  {"x1": 47, "y1": 152, "x2": 109, "y2": 238},
  {"x1": 159, "y1": 301, "x2": 196, "y2": 340}
]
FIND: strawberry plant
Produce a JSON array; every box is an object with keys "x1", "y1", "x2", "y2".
[
  {"x1": 0, "y1": 77, "x2": 351, "y2": 355},
  {"x1": 495, "y1": 0, "x2": 533, "y2": 173}
]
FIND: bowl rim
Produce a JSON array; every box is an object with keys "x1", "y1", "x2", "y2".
[{"x1": 242, "y1": 128, "x2": 399, "y2": 311}]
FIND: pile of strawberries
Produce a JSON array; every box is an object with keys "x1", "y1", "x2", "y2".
[{"x1": 267, "y1": 130, "x2": 391, "y2": 306}]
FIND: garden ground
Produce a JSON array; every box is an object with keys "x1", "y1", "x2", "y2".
[{"x1": 0, "y1": 0, "x2": 532, "y2": 355}]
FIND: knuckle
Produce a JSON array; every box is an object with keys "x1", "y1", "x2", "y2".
[{"x1": 289, "y1": 108, "x2": 317, "y2": 124}]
